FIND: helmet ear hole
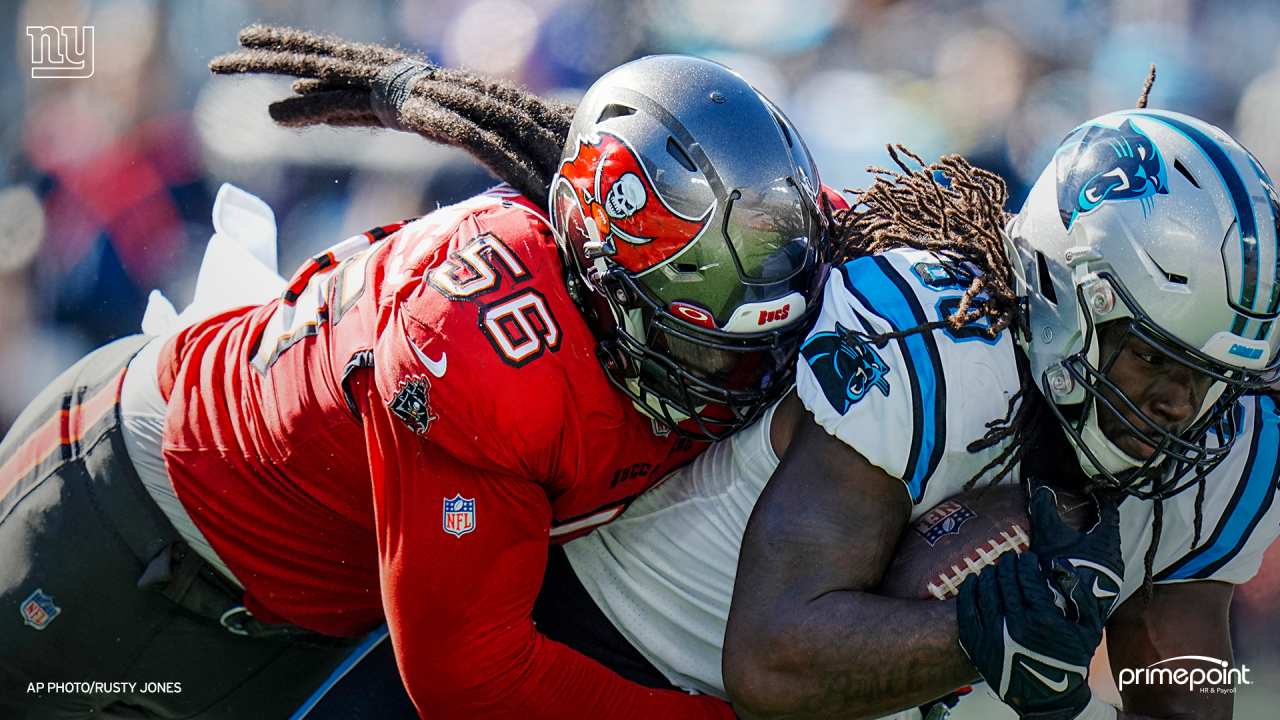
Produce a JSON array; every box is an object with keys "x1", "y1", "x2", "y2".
[
  {"x1": 598, "y1": 103, "x2": 637, "y2": 122},
  {"x1": 666, "y1": 137, "x2": 697, "y2": 172},
  {"x1": 1035, "y1": 251, "x2": 1058, "y2": 305},
  {"x1": 1173, "y1": 157, "x2": 1201, "y2": 188}
]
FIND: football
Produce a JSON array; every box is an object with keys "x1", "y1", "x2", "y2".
[{"x1": 878, "y1": 484, "x2": 1093, "y2": 600}]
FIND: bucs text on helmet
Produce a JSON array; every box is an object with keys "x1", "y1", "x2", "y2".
[
  {"x1": 550, "y1": 55, "x2": 831, "y2": 441},
  {"x1": 1008, "y1": 109, "x2": 1280, "y2": 499}
]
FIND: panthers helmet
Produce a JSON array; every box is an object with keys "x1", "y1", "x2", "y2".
[
  {"x1": 1008, "y1": 109, "x2": 1280, "y2": 498},
  {"x1": 549, "y1": 55, "x2": 830, "y2": 441}
]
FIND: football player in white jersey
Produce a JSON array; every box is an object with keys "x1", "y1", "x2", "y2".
[{"x1": 559, "y1": 110, "x2": 1280, "y2": 720}]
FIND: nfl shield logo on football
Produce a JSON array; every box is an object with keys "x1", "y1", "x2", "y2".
[
  {"x1": 443, "y1": 494, "x2": 476, "y2": 537},
  {"x1": 912, "y1": 501, "x2": 976, "y2": 546},
  {"x1": 21, "y1": 588, "x2": 61, "y2": 630}
]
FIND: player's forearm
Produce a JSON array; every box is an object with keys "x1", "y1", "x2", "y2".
[
  {"x1": 403, "y1": 634, "x2": 738, "y2": 720},
  {"x1": 724, "y1": 592, "x2": 977, "y2": 720}
]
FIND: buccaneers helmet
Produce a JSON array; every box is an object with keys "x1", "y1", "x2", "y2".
[
  {"x1": 550, "y1": 55, "x2": 831, "y2": 441},
  {"x1": 1008, "y1": 109, "x2": 1280, "y2": 498}
]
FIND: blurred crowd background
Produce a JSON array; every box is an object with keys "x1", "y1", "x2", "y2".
[{"x1": 4, "y1": 0, "x2": 1280, "y2": 714}]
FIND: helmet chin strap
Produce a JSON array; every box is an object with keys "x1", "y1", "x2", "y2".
[{"x1": 1070, "y1": 403, "x2": 1146, "y2": 478}]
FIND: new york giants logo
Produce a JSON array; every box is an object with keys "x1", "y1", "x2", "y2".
[
  {"x1": 443, "y1": 495, "x2": 476, "y2": 537},
  {"x1": 26, "y1": 26, "x2": 94, "y2": 79}
]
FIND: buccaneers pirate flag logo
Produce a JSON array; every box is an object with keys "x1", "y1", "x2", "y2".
[
  {"x1": 390, "y1": 374, "x2": 438, "y2": 436},
  {"x1": 556, "y1": 131, "x2": 711, "y2": 273}
]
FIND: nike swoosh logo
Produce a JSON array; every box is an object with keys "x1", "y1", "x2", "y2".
[
  {"x1": 407, "y1": 333, "x2": 447, "y2": 378},
  {"x1": 1093, "y1": 577, "x2": 1118, "y2": 599},
  {"x1": 1021, "y1": 662, "x2": 1069, "y2": 693}
]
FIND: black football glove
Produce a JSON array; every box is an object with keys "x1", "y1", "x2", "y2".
[
  {"x1": 1028, "y1": 486, "x2": 1124, "y2": 625},
  {"x1": 958, "y1": 550, "x2": 1103, "y2": 720}
]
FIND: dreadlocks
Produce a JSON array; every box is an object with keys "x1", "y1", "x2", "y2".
[
  {"x1": 1137, "y1": 63, "x2": 1157, "y2": 109},
  {"x1": 208, "y1": 25, "x2": 575, "y2": 208},
  {"x1": 832, "y1": 141, "x2": 1189, "y2": 598},
  {"x1": 829, "y1": 146, "x2": 1054, "y2": 490}
]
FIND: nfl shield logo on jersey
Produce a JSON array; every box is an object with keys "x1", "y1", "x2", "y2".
[
  {"x1": 21, "y1": 588, "x2": 61, "y2": 630},
  {"x1": 912, "y1": 501, "x2": 976, "y2": 546},
  {"x1": 443, "y1": 494, "x2": 476, "y2": 537}
]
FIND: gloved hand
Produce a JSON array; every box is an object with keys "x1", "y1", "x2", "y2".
[
  {"x1": 958, "y1": 550, "x2": 1103, "y2": 720},
  {"x1": 1028, "y1": 486, "x2": 1124, "y2": 625}
]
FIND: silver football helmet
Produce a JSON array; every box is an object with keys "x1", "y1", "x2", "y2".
[
  {"x1": 549, "y1": 55, "x2": 830, "y2": 441},
  {"x1": 1007, "y1": 109, "x2": 1280, "y2": 498}
]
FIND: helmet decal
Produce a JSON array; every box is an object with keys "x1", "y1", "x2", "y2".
[
  {"x1": 558, "y1": 131, "x2": 711, "y2": 273},
  {"x1": 604, "y1": 173, "x2": 647, "y2": 219},
  {"x1": 1055, "y1": 118, "x2": 1168, "y2": 231}
]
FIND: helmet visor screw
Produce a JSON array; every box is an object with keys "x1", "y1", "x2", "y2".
[
  {"x1": 1082, "y1": 277, "x2": 1116, "y2": 316},
  {"x1": 1047, "y1": 362, "x2": 1076, "y2": 396}
]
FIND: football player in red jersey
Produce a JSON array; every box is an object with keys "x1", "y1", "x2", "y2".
[{"x1": 0, "y1": 27, "x2": 835, "y2": 720}]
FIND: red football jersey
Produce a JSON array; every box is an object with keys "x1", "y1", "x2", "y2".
[{"x1": 159, "y1": 187, "x2": 730, "y2": 719}]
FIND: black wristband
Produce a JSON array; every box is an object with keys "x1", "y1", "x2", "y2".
[{"x1": 370, "y1": 58, "x2": 434, "y2": 130}]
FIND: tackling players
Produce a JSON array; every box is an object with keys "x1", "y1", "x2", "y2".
[
  {"x1": 0, "y1": 28, "x2": 833, "y2": 720},
  {"x1": 557, "y1": 110, "x2": 1280, "y2": 720}
]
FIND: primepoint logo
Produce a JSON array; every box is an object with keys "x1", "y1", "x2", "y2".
[{"x1": 1118, "y1": 656, "x2": 1252, "y2": 695}]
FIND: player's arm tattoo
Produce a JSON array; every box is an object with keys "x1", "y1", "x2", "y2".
[
  {"x1": 724, "y1": 406, "x2": 978, "y2": 720},
  {"x1": 1106, "y1": 580, "x2": 1236, "y2": 720}
]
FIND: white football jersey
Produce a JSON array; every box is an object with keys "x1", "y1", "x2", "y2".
[
  {"x1": 794, "y1": 249, "x2": 1021, "y2": 508},
  {"x1": 564, "y1": 249, "x2": 1280, "y2": 713}
]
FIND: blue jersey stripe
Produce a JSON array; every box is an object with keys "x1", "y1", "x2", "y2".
[
  {"x1": 880, "y1": 257, "x2": 949, "y2": 491},
  {"x1": 841, "y1": 256, "x2": 947, "y2": 502},
  {"x1": 1147, "y1": 114, "x2": 1265, "y2": 316},
  {"x1": 1156, "y1": 395, "x2": 1280, "y2": 581},
  {"x1": 841, "y1": 265, "x2": 925, "y2": 495}
]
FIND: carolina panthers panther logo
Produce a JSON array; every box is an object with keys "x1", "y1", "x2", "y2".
[
  {"x1": 1056, "y1": 118, "x2": 1168, "y2": 230},
  {"x1": 800, "y1": 323, "x2": 890, "y2": 414}
]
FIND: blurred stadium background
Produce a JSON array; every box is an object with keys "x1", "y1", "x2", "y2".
[{"x1": 4, "y1": 0, "x2": 1280, "y2": 716}]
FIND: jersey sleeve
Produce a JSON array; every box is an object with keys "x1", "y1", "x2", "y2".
[
  {"x1": 363, "y1": 199, "x2": 580, "y2": 479},
  {"x1": 796, "y1": 254, "x2": 946, "y2": 502},
  {"x1": 796, "y1": 252, "x2": 1021, "y2": 505},
  {"x1": 353, "y1": 373, "x2": 734, "y2": 720}
]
